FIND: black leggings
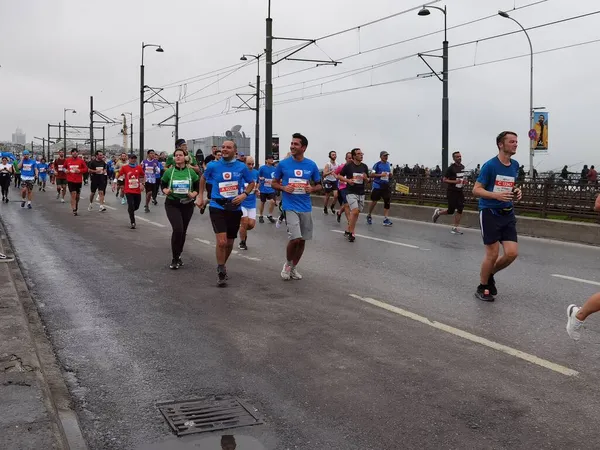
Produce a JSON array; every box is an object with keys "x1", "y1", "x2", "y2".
[
  {"x1": 0, "y1": 175, "x2": 10, "y2": 197},
  {"x1": 13, "y1": 174, "x2": 21, "y2": 188},
  {"x1": 126, "y1": 193, "x2": 141, "y2": 224},
  {"x1": 165, "y1": 200, "x2": 195, "y2": 259},
  {"x1": 152, "y1": 180, "x2": 160, "y2": 201}
]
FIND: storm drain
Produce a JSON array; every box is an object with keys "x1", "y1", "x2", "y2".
[{"x1": 157, "y1": 395, "x2": 263, "y2": 436}]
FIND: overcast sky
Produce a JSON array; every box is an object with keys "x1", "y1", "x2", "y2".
[{"x1": 1, "y1": 0, "x2": 598, "y2": 171}]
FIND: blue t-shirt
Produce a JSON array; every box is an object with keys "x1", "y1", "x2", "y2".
[
  {"x1": 273, "y1": 157, "x2": 321, "y2": 213},
  {"x1": 258, "y1": 164, "x2": 276, "y2": 194},
  {"x1": 37, "y1": 163, "x2": 49, "y2": 178},
  {"x1": 372, "y1": 161, "x2": 391, "y2": 190},
  {"x1": 476, "y1": 156, "x2": 520, "y2": 210},
  {"x1": 204, "y1": 159, "x2": 254, "y2": 211},
  {"x1": 241, "y1": 169, "x2": 259, "y2": 208},
  {"x1": 20, "y1": 159, "x2": 37, "y2": 180}
]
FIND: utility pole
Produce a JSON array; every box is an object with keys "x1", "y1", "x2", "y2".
[
  {"x1": 175, "y1": 101, "x2": 179, "y2": 143},
  {"x1": 265, "y1": 7, "x2": 273, "y2": 161},
  {"x1": 90, "y1": 96, "x2": 94, "y2": 156},
  {"x1": 139, "y1": 61, "x2": 145, "y2": 161},
  {"x1": 47, "y1": 124, "x2": 50, "y2": 160}
]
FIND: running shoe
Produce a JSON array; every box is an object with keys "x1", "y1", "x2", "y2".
[
  {"x1": 432, "y1": 208, "x2": 441, "y2": 223},
  {"x1": 177, "y1": 257, "x2": 184, "y2": 268},
  {"x1": 348, "y1": 234, "x2": 356, "y2": 243},
  {"x1": 169, "y1": 259, "x2": 179, "y2": 270},
  {"x1": 217, "y1": 267, "x2": 227, "y2": 287},
  {"x1": 290, "y1": 267, "x2": 303, "y2": 280},
  {"x1": 144, "y1": 205, "x2": 150, "y2": 213},
  {"x1": 383, "y1": 218, "x2": 393, "y2": 227},
  {"x1": 474, "y1": 285, "x2": 494, "y2": 302},
  {"x1": 566, "y1": 305, "x2": 584, "y2": 341},
  {"x1": 267, "y1": 215, "x2": 276, "y2": 224},
  {"x1": 330, "y1": 205, "x2": 335, "y2": 214},
  {"x1": 21, "y1": 201, "x2": 25, "y2": 208},
  {"x1": 323, "y1": 206, "x2": 328, "y2": 215},
  {"x1": 130, "y1": 223, "x2": 136, "y2": 229},
  {"x1": 121, "y1": 198, "x2": 126, "y2": 205},
  {"x1": 487, "y1": 274, "x2": 498, "y2": 296},
  {"x1": 259, "y1": 216, "x2": 264, "y2": 224},
  {"x1": 336, "y1": 212, "x2": 342, "y2": 223},
  {"x1": 450, "y1": 227, "x2": 463, "y2": 235},
  {"x1": 88, "y1": 204, "x2": 93, "y2": 212},
  {"x1": 27, "y1": 203, "x2": 32, "y2": 209},
  {"x1": 280, "y1": 263, "x2": 292, "y2": 281},
  {"x1": 366, "y1": 215, "x2": 372, "y2": 225},
  {"x1": 238, "y1": 241, "x2": 248, "y2": 250},
  {"x1": 99, "y1": 205, "x2": 106, "y2": 212}
]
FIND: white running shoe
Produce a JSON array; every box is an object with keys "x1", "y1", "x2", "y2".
[
  {"x1": 60, "y1": 198, "x2": 65, "y2": 203},
  {"x1": 290, "y1": 267, "x2": 302, "y2": 280},
  {"x1": 566, "y1": 304, "x2": 584, "y2": 341},
  {"x1": 99, "y1": 205, "x2": 106, "y2": 212},
  {"x1": 280, "y1": 263, "x2": 291, "y2": 281},
  {"x1": 450, "y1": 227, "x2": 463, "y2": 235},
  {"x1": 432, "y1": 208, "x2": 441, "y2": 223},
  {"x1": 88, "y1": 204, "x2": 93, "y2": 211}
]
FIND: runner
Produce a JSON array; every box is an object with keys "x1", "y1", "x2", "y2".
[
  {"x1": 151, "y1": 150, "x2": 163, "y2": 205},
  {"x1": 472, "y1": 131, "x2": 522, "y2": 302},
  {"x1": 566, "y1": 193, "x2": 600, "y2": 340},
  {"x1": 18, "y1": 150, "x2": 38, "y2": 209},
  {"x1": 37, "y1": 158, "x2": 49, "y2": 192},
  {"x1": 161, "y1": 148, "x2": 199, "y2": 269},
  {"x1": 366, "y1": 151, "x2": 393, "y2": 227},
  {"x1": 66, "y1": 148, "x2": 89, "y2": 216},
  {"x1": 0, "y1": 156, "x2": 13, "y2": 203},
  {"x1": 196, "y1": 140, "x2": 255, "y2": 286},
  {"x1": 202, "y1": 145, "x2": 218, "y2": 169},
  {"x1": 200, "y1": 146, "x2": 218, "y2": 215},
  {"x1": 272, "y1": 133, "x2": 321, "y2": 280},
  {"x1": 432, "y1": 151, "x2": 467, "y2": 234},
  {"x1": 141, "y1": 149, "x2": 161, "y2": 212},
  {"x1": 238, "y1": 156, "x2": 259, "y2": 250},
  {"x1": 54, "y1": 150, "x2": 68, "y2": 203},
  {"x1": 322, "y1": 151, "x2": 339, "y2": 215},
  {"x1": 48, "y1": 160, "x2": 56, "y2": 185},
  {"x1": 119, "y1": 154, "x2": 145, "y2": 229},
  {"x1": 257, "y1": 155, "x2": 277, "y2": 223},
  {"x1": 87, "y1": 150, "x2": 108, "y2": 212},
  {"x1": 338, "y1": 148, "x2": 369, "y2": 242},
  {"x1": 83, "y1": 156, "x2": 90, "y2": 186},
  {"x1": 113, "y1": 152, "x2": 128, "y2": 205},
  {"x1": 335, "y1": 151, "x2": 352, "y2": 224},
  {"x1": 166, "y1": 139, "x2": 200, "y2": 174},
  {"x1": 12, "y1": 157, "x2": 21, "y2": 188}
]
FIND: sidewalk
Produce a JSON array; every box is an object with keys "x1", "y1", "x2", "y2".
[{"x1": 0, "y1": 220, "x2": 87, "y2": 449}]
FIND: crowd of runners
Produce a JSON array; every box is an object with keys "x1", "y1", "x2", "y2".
[{"x1": 1, "y1": 131, "x2": 598, "y2": 341}]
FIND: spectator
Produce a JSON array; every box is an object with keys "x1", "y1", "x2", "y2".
[
  {"x1": 560, "y1": 165, "x2": 570, "y2": 180},
  {"x1": 518, "y1": 165, "x2": 526, "y2": 182},
  {"x1": 432, "y1": 165, "x2": 442, "y2": 178},
  {"x1": 588, "y1": 165, "x2": 598, "y2": 185},
  {"x1": 581, "y1": 165, "x2": 589, "y2": 184}
]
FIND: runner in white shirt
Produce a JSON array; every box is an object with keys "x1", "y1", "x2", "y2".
[{"x1": 322, "y1": 151, "x2": 339, "y2": 215}]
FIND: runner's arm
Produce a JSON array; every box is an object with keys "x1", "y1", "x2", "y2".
[
  {"x1": 595, "y1": 193, "x2": 600, "y2": 212},
  {"x1": 323, "y1": 163, "x2": 333, "y2": 177}
]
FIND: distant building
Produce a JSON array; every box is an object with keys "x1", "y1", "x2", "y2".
[
  {"x1": 12, "y1": 127, "x2": 26, "y2": 145},
  {"x1": 187, "y1": 125, "x2": 251, "y2": 162}
]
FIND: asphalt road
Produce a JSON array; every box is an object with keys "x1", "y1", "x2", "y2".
[{"x1": 2, "y1": 185, "x2": 600, "y2": 449}]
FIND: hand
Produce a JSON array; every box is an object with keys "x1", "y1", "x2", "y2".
[
  {"x1": 140, "y1": 185, "x2": 145, "y2": 192},
  {"x1": 495, "y1": 191, "x2": 514, "y2": 202},
  {"x1": 304, "y1": 185, "x2": 313, "y2": 194},
  {"x1": 232, "y1": 193, "x2": 246, "y2": 205},
  {"x1": 195, "y1": 197, "x2": 206, "y2": 209},
  {"x1": 513, "y1": 188, "x2": 523, "y2": 201},
  {"x1": 362, "y1": 174, "x2": 369, "y2": 180},
  {"x1": 188, "y1": 191, "x2": 198, "y2": 199},
  {"x1": 347, "y1": 179, "x2": 355, "y2": 185},
  {"x1": 162, "y1": 188, "x2": 171, "y2": 196},
  {"x1": 283, "y1": 185, "x2": 295, "y2": 194}
]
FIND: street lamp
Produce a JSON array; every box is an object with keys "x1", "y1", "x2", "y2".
[
  {"x1": 418, "y1": 5, "x2": 449, "y2": 172},
  {"x1": 240, "y1": 54, "x2": 262, "y2": 164},
  {"x1": 140, "y1": 42, "x2": 164, "y2": 160},
  {"x1": 498, "y1": 10, "x2": 535, "y2": 178},
  {"x1": 63, "y1": 108, "x2": 76, "y2": 153},
  {"x1": 121, "y1": 112, "x2": 134, "y2": 153}
]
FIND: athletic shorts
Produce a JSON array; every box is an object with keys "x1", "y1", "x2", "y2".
[
  {"x1": 447, "y1": 190, "x2": 465, "y2": 215},
  {"x1": 371, "y1": 186, "x2": 391, "y2": 202},
  {"x1": 338, "y1": 188, "x2": 347, "y2": 205},
  {"x1": 209, "y1": 207, "x2": 242, "y2": 240},
  {"x1": 144, "y1": 182, "x2": 156, "y2": 192},
  {"x1": 117, "y1": 178, "x2": 125, "y2": 187},
  {"x1": 68, "y1": 182, "x2": 82, "y2": 194},
  {"x1": 90, "y1": 178, "x2": 108, "y2": 193},
  {"x1": 346, "y1": 193, "x2": 365, "y2": 212},
  {"x1": 323, "y1": 179, "x2": 338, "y2": 193},
  {"x1": 21, "y1": 180, "x2": 34, "y2": 190},
  {"x1": 479, "y1": 208, "x2": 518, "y2": 245},
  {"x1": 260, "y1": 192, "x2": 276, "y2": 202},
  {"x1": 285, "y1": 210, "x2": 313, "y2": 241},
  {"x1": 241, "y1": 206, "x2": 257, "y2": 220},
  {"x1": 56, "y1": 178, "x2": 67, "y2": 186}
]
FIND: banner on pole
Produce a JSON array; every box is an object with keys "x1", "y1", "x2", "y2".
[
  {"x1": 271, "y1": 136, "x2": 280, "y2": 161},
  {"x1": 533, "y1": 111, "x2": 548, "y2": 153}
]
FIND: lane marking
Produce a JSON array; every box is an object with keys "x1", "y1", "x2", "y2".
[
  {"x1": 104, "y1": 205, "x2": 117, "y2": 210},
  {"x1": 193, "y1": 238, "x2": 261, "y2": 261},
  {"x1": 134, "y1": 216, "x2": 166, "y2": 228},
  {"x1": 331, "y1": 230, "x2": 420, "y2": 249},
  {"x1": 552, "y1": 274, "x2": 600, "y2": 287},
  {"x1": 348, "y1": 293, "x2": 579, "y2": 377}
]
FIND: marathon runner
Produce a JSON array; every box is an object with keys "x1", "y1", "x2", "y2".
[
  {"x1": 203, "y1": 145, "x2": 218, "y2": 169},
  {"x1": 66, "y1": 148, "x2": 89, "y2": 216},
  {"x1": 322, "y1": 151, "x2": 339, "y2": 215},
  {"x1": 566, "y1": 193, "x2": 600, "y2": 340},
  {"x1": 37, "y1": 158, "x2": 49, "y2": 192},
  {"x1": 166, "y1": 139, "x2": 200, "y2": 174},
  {"x1": 272, "y1": 133, "x2": 321, "y2": 280},
  {"x1": 257, "y1": 154, "x2": 277, "y2": 223},
  {"x1": 142, "y1": 150, "x2": 161, "y2": 213},
  {"x1": 335, "y1": 151, "x2": 352, "y2": 224},
  {"x1": 18, "y1": 151, "x2": 38, "y2": 209},
  {"x1": 54, "y1": 150, "x2": 68, "y2": 203},
  {"x1": 197, "y1": 140, "x2": 255, "y2": 286},
  {"x1": 472, "y1": 131, "x2": 522, "y2": 302},
  {"x1": 151, "y1": 150, "x2": 163, "y2": 206},
  {"x1": 161, "y1": 148, "x2": 199, "y2": 269},
  {"x1": 338, "y1": 148, "x2": 369, "y2": 242},
  {"x1": 432, "y1": 151, "x2": 467, "y2": 234},
  {"x1": 12, "y1": 157, "x2": 21, "y2": 188},
  {"x1": 366, "y1": 151, "x2": 393, "y2": 227},
  {"x1": 119, "y1": 154, "x2": 145, "y2": 229},
  {"x1": 238, "y1": 156, "x2": 259, "y2": 250},
  {"x1": 48, "y1": 160, "x2": 56, "y2": 185},
  {"x1": 87, "y1": 150, "x2": 108, "y2": 212},
  {"x1": 0, "y1": 156, "x2": 13, "y2": 203},
  {"x1": 113, "y1": 153, "x2": 128, "y2": 205}
]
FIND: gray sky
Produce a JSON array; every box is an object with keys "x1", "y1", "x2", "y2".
[{"x1": 1, "y1": 0, "x2": 599, "y2": 171}]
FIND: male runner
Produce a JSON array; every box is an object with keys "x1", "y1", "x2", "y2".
[
  {"x1": 238, "y1": 156, "x2": 259, "y2": 250},
  {"x1": 37, "y1": 158, "x2": 49, "y2": 191},
  {"x1": 166, "y1": 139, "x2": 200, "y2": 174},
  {"x1": 203, "y1": 145, "x2": 218, "y2": 169},
  {"x1": 142, "y1": 149, "x2": 161, "y2": 212},
  {"x1": 472, "y1": 131, "x2": 522, "y2": 302},
  {"x1": 66, "y1": 148, "x2": 89, "y2": 216},
  {"x1": 197, "y1": 140, "x2": 255, "y2": 286},
  {"x1": 338, "y1": 148, "x2": 369, "y2": 242},
  {"x1": 151, "y1": 150, "x2": 163, "y2": 205},
  {"x1": 54, "y1": 150, "x2": 68, "y2": 202},
  {"x1": 322, "y1": 151, "x2": 339, "y2": 215},
  {"x1": 113, "y1": 152, "x2": 128, "y2": 205},
  {"x1": 366, "y1": 151, "x2": 393, "y2": 226},
  {"x1": 12, "y1": 157, "x2": 21, "y2": 188},
  {"x1": 566, "y1": 193, "x2": 600, "y2": 340},
  {"x1": 18, "y1": 151, "x2": 38, "y2": 209},
  {"x1": 119, "y1": 154, "x2": 145, "y2": 229},
  {"x1": 87, "y1": 150, "x2": 108, "y2": 212},
  {"x1": 272, "y1": 133, "x2": 321, "y2": 280},
  {"x1": 257, "y1": 155, "x2": 277, "y2": 223},
  {"x1": 432, "y1": 151, "x2": 467, "y2": 234},
  {"x1": 335, "y1": 151, "x2": 352, "y2": 224}
]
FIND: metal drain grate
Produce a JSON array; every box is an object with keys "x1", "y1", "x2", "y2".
[{"x1": 157, "y1": 396, "x2": 263, "y2": 436}]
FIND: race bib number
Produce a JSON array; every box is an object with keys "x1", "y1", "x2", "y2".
[
  {"x1": 97, "y1": 167, "x2": 104, "y2": 174},
  {"x1": 172, "y1": 180, "x2": 190, "y2": 194},
  {"x1": 58, "y1": 165, "x2": 64, "y2": 171},
  {"x1": 492, "y1": 175, "x2": 515, "y2": 193},
  {"x1": 39, "y1": 167, "x2": 46, "y2": 173},
  {"x1": 288, "y1": 178, "x2": 308, "y2": 194},
  {"x1": 380, "y1": 172, "x2": 389, "y2": 182},
  {"x1": 128, "y1": 177, "x2": 139, "y2": 189},
  {"x1": 264, "y1": 178, "x2": 272, "y2": 187},
  {"x1": 219, "y1": 180, "x2": 238, "y2": 198},
  {"x1": 456, "y1": 172, "x2": 465, "y2": 189},
  {"x1": 23, "y1": 164, "x2": 33, "y2": 172},
  {"x1": 353, "y1": 173, "x2": 364, "y2": 184},
  {"x1": 69, "y1": 165, "x2": 78, "y2": 173}
]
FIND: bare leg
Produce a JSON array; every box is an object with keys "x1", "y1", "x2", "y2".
[
  {"x1": 576, "y1": 292, "x2": 600, "y2": 321},
  {"x1": 480, "y1": 242, "x2": 499, "y2": 285},
  {"x1": 492, "y1": 241, "x2": 519, "y2": 274}
]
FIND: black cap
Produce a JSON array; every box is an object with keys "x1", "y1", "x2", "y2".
[{"x1": 175, "y1": 138, "x2": 186, "y2": 148}]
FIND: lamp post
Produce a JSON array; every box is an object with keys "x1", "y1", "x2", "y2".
[
  {"x1": 63, "y1": 108, "x2": 76, "y2": 153},
  {"x1": 140, "y1": 42, "x2": 164, "y2": 160},
  {"x1": 240, "y1": 54, "x2": 261, "y2": 164},
  {"x1": 418, "y1": 5, "x2": 449, "y2": 172},
  {"x1": 498, "y1": 10, "x2": 535, "y2": 177}
]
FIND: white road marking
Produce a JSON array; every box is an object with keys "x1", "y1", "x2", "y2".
[
  {"x1": 331, "y1": 230, "x2": 420, "y2": 249},
  {"x1": 193, "y1": 238, "x2": 261, "y2": 261},
  {"x1": 552, "y1": 274, "x2": 600, "y2": 287},
  {"x1": 348, "y1": 293, "x2": 579, "y2": 377},
  {"x1": 134, "y1": 216, "x2": 166, "y2": 228},
  {"x1": 195, "y1": 239, "x2": 212, "y2": 245},
  {"x1": 104, "y1": 205, "x2": 117, "y2": 210}
]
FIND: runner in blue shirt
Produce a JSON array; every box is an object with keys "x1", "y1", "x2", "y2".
[
  {"x1": 18, "y1": 150, "x2": 38, "y2": 209},
  {"x1": 472, "y1": 131, "x2": 523, "y2": 302},
  {"x1": 36, "y1": 158, "x2": 49, "y2": 192},
  {"x1": 196, "y1": 140, "x2": 255, "y2": 287},
  {"x1": 366, "y1": 151, "x2": 393, "y2": 226},
  {"x1": 238, "y1": 156, "x2": 260, "y2": 250},
  {"x1": 257, "y1": 155, "x2": 277, "y2": 223},
  {"x1": 272, "y1": 133, "x2": 321, "y2": 281}
]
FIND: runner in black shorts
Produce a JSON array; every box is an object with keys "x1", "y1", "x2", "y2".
[
  {"x1": 432, "y1": 151, "x2": 467, "y2": 234},
  {"x1": 472, "y1": 131, "x2": 522, "y2": 302},
  {"x1": 87, "y1": 150, "x2": 108, "y2": 212}
]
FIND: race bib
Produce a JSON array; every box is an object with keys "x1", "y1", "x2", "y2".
[
  {"x1": 58, "y1": 165, "x2": 64, "y2": 171},
  {"x1": 128, "y1": 177, "x2": 139, "y2": 189},
  {"x1": 353, "y1": 173, "x2": 364, "y2": 184},
  {"x1": 23, "y1": 164, "x2": 33, "y2": 172},
  {"x1": 172, "y1": 179, "x2": 190, "y2": 194},
  {"x1": 288, "y1": 178, "x2": 308, "y2": 194},
  {"x1": 380, "y1": 172, "x2": 389, "y2": 182},
  {"x1": 264, "y1": 178, "x2": 272, "y2": 187},
  {"x1": 69, "y1": 165, "x2": 78, "y2": 173},
  {"x1": 97, "y1": 167, "x2": 104, "y2": 174},
  {"x1": 219, "y1": 180, "x2": 238, "y2": 198},
  {"x1": 456, "y1": 172, "x2": 465, "y2": 189},
  {"x1": 492, "y1": 175, "x2": 515, "y2": 193},
  {"x1": 39, "y1": 167, "x2": 46, "y2": 173}
]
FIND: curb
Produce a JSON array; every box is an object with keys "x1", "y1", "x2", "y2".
[{"x1": 0, "y1": 218, "x2": 88, "y2": 450}]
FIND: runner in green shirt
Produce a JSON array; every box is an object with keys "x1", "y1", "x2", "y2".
[
  {"x1": 165, "y1": 139, "x2": 200, "y2": 174},
  {"x1": 12, "y1": 159, "x2": 21, "y2": 188}
]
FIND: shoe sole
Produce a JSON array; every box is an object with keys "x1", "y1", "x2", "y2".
[{"x1": 474, "y1": 292, "x2": 495, "y2": 302}]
